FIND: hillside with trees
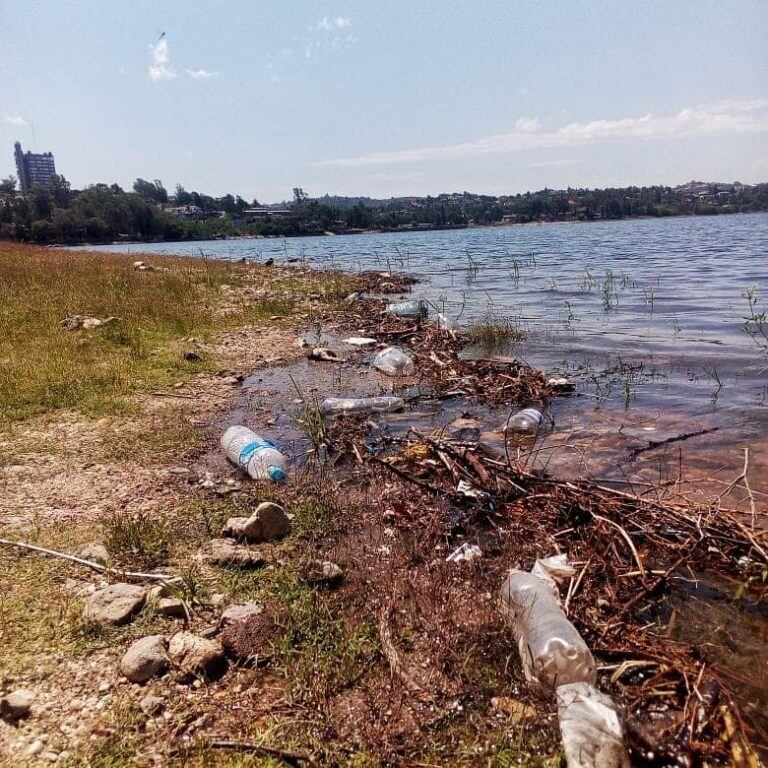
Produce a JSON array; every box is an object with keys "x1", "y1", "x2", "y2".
[{"x1": 1, "y1": 173, "x2": 766, "y2": 245}]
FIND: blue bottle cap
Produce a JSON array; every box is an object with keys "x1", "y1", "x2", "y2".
[{"x1": 268, "y1": 465, "x2": 286, "y2": 482}]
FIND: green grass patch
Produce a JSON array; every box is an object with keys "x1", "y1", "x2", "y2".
[{"x1": 467, "y1": 313, "x2": 524, "y2": 354}]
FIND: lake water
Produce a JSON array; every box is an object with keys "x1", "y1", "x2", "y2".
[{"x1": 83, "y1": 214, "x2": 768, "y2": 504}]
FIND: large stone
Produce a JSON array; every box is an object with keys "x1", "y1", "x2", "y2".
[
  {"x1": 305, "y1": 560, "x2": 344, "y2": 588},
  {"x1": 139, "y1": 694, "x2": 165, "y2": 716},
  {"x1": 168, "y1": 632, "x2": 227, "y2": 681},
  {"x1": 204, "y1": 539, "x2": 265, "y2": 568},
  {"x1": 220, "y1": 516, "x2": 253, "y2": 539},
  {"x1": 79, "y1": 543, "x2": 110, "y2": 565},
  {"x1": 0, "y1": 689, "x2": 33, "y2": 722},
  {"x1": 222, "y1": 502, "x2": 290, "y2": 543},
  {"x1": 155, "y1": 598, "x2": 186, "y2": 618},
  {"x1": 219, "y1": 602, "x2": 263, "y2": 629},
  {"x1": 84, "y1": 584, "x2": 146, "y2": 625},
  {"x1": 120, "y1": 635, "x2": 169, "y2": 683}
]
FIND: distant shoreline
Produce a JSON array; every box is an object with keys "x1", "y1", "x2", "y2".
[{"x1": 63, "y1": 209, "x2": 765, "y2": 249}]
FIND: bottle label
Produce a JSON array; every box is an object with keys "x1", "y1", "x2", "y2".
[{"x1": 238, "y1": 439, "x2": 277, "y2": 469}]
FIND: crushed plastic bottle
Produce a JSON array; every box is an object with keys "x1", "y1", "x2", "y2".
[
  {"x1": 221, "y1": 426, "x2": 287, "y2": 483},
  {"x1": 504, "y1": 407, "x2": 542, "y2": 435},
  {"x1": 385, "y1": 299, "x2": 427, "y2": 318},
  {"x1": 435, "y1": 312, "x2": 455, "y2": 331},
  {"x1": 556, "y1": 682, "x2": 631, "y2": 768},
  {"x1": 500, "y1": 559, "x2": 596, "y2": 689},
  {"x1": 320, "y1": 396, "x2": 405, "y2": 416},
  {"x1": 373, "y1": 347, "x2": 415, "y2": 376}
]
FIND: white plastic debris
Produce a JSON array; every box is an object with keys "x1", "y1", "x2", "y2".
[
  {"x1": 309, "y1": 348, "x2": 342, "y2": 362},
  {"x1": 373, "y1": 347, "x2": 415, "y2": 376},
  {"x1": 556, "y1": 682, "x2": 631, "y2": 768},
  {"x1": 343, "y1": 337, "x2": 378, "y2": 347},
  {"x1": 446, "y1": 543, "x2": 483, "y2": 563},
  {"x1": 435, "y1": 312, "x2": 455, "y2": 331},
  {"x1": 320, "y1": 396, "x2": 405, "y2": 416},
  {"x1": 456, "y1": 479, "x2": 489, "y2": 501},
  {"x1": 531, "y1": 553, "x2": 576, "y2": 585},
  {"x1": 548, "y1": 377, "x2": 575, "y2": 392}
]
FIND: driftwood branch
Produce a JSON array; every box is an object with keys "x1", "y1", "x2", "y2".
[{"x1": 0, "y1": 538, "x2": 179, "y2": 583}]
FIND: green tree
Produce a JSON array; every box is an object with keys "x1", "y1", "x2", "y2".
[
  {"x1": 49, "y1": 174, "x2": 71, "y2": 208},
  {"x1": 0, "y1": 176, "x2": 17, "y2": 194},
  {"x1": 30, "y1": 219, "x2": 54, "y2": 242}
]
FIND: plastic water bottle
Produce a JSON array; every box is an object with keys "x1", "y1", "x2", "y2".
[
  {"x1": 500, "y1": 570, "x2": 597, "y2": 689},
  {"x1": 504, "y1": 407, "x2": 542, "y2": 435},
  {"x1": 385, "y1": 299, "x2": 427, "y2": 318},
  {"x1": 372, "y1": 347, "x2": 415, "y2": 376},
  {"x1": 221, "y1": 426, "x2": 287, "y2": 482},
  {"x1": 320, "y1": 396, "x2": 405, "y2": 416}
]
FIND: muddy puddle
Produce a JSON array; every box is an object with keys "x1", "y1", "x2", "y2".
[{"x1": 223, "y1": 325, "x2": 767, "y2": 513}]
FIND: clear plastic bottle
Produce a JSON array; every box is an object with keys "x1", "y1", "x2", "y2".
[
  {"x1": 504, "y1": 407, "x2": 542, "y2": 435},
  {"x1": 385, "y1": 299, "x2": 427, "y2": 318},
  {"x1": 221, "y1": 426, "x2": 287, "y2": 482},
  {"x1": 372, "y1": 347, "x2": 415, "y2": 376},
  {"x1": 320, "y1": 396, "x2": 405, "y2": 416},
  {"x1": 500, "y1": 569, "x2": 597, "y2": 689}
]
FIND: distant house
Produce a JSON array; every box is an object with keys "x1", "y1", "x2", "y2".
[
  {"x1": 165, "y1": 204, "x2": 203, "y2": 219},
  {"x1": 243, "y1": 207, "x2": 296, "y2": 221}
]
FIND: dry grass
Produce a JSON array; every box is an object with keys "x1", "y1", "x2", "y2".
[
  {"x1": 0, "y1": 245, "x2": 233, "y2": 421},
  {"x1": 0, "y1": 243, "x2": 357, "y2": 424}
]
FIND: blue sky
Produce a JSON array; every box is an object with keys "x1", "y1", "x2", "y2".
[{"x1": 1, "y1": 0, "x2": 766, "y2": 202}]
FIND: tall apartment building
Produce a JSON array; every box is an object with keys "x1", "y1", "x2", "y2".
[{"x1": 14, "y1": 141, "x2": 56, "y2": 194}]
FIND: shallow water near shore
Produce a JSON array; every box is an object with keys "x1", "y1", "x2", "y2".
[{"x1": 87, "y1": 213, "x2": 768, "y2": 504}]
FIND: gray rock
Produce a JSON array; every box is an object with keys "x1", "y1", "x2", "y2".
[
  {"x1": 168, "y1": 632, "x2": 227, "y2": 681},
  {"x1": 139, "y1": 694, "x2": 165, "y2": 716},
  {"x1": 204, "y1": 539, "x2": 265, "y2": 568},
  {"x1": 120, "y1": 635, "x2": 168, "y2": 683},
  {"x1": 306, "y1": 560, "x2": 344, "y2": 588},
  {"x1": 219, "y1": 602, "x2": 263, "y2": 628},
  {"x1": 220, "y1": 516, "x2": 252, "y2": 538},
  {"x1": 84, "y1": 583, "x2": 146, "y2": 625},
  {"x1": 228, "y1": 502, "x2": 291, "y2": 543},
  {"x1": 155, "y1": 598, "x2": 186, "y2": 618},
  {"x1": 253, "y1": 502, "x2": 290, "y2": 539},
  {"x1": 0, "y1": 689, "x2": 33, "y2": 722},
  {"x1": 79, "y1": 543, "x2": 110, "y2": 565}
]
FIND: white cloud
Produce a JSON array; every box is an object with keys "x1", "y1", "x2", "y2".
[
  {"x1": 186, "y1": 68, "x2": 218, "y2": 79},
  {"x1": 515, "y1": 116, "x2": 540, "y2": 133},
  {"x1": 3, "y1": 114, "x2": 27, "y2": 127},
  {"x1": 525, "y1": 157, "x2": 579, "y2": 169},
  {"x1": 148, "y1": 38, "x2": 176, "y2": 82},
  {"x1": 368, "y1": 171, "x2": 426, "y2": 183},
  {"x1": 317, "y1": 99, "x2": 768, "y2": 167},
  {"x1": 318, "y1": 16, "x2": 351, "y2": 30}
]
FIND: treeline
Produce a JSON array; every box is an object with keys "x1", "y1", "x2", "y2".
[
  {"x1": 1, "y1": 173, "x2": 767, "y2": 244},
  {"x1": 0, "y1": 176, "x2": 257, "y2": 243}
]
